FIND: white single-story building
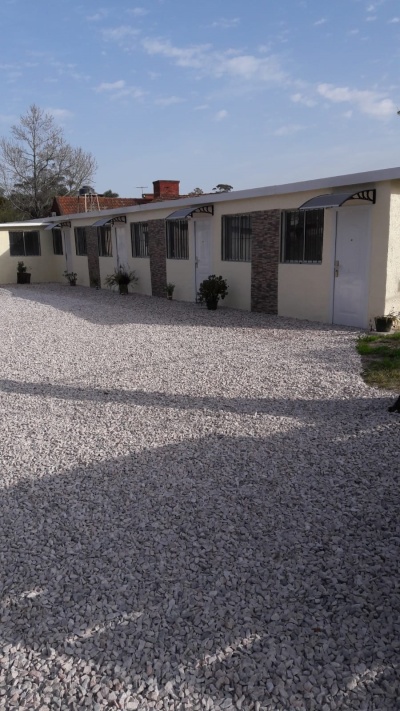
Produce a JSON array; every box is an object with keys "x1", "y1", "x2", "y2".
[{"x1": 1, "y1": 167, "x2": 399, "y2": 329}]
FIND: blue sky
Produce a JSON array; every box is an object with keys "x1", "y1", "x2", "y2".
[{"x1": 1, "y1": 0, "x2": 399, "y2": 196}]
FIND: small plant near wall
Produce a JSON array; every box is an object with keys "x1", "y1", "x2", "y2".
[
  {"x1": 63, "y1": 270, "x2": 77, "y2": 286},
  {"x1": 374, "y1": 309, "x2": 399, "y2": 333},
  {"x1": 197, "y1": 274, "x2": 228, "y2": 310},
  {"x1": 105, "y1": 266, "x2": 138, "y2": 295},
  {"x1": 17, "y1": 261, "x2": 31, "y2": 284},
  {"x1": 165, "y1": 283, "x2": 175, "y2": 300}
]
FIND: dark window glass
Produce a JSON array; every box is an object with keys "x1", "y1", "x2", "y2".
[
  {"x1": 9, "y1": 231, "x2": 40, "y2": 256},
  {"x1": 74, "y1": 227, "x2": 87, "y2": 256},
  {"x1": 52, "y1": 228, "x2": 63, "y2": 255},
  {"x1": 97, "y1": 225, "x2": 112, "y2": 257},
  {"x1": 281, "y1": 210, "x2": 323, "y2": 264},
  {"x1": 166, "y1": 221, "x2": 189, "y2": 259},
  {"x1": 221, "y1": 215, "x2": 251, "y2": 261},
  {"x1": 131, "y1": 222, "x2": 149, "y2": 257},
  {"x1": 9, "y1": 231, "x2": 25, "y2": 256}
]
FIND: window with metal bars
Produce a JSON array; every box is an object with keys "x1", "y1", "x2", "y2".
[
  {"x1": 221, "y1": 215, "x2": 252, "y2": 262},
  {"x1": 281, "y1": 210, "x2": 323, "y2": 264},
  {"x1": 74, "y1": 227, "x2": 87, "y2": 256},
  {"x1": 166, "y1": 220, "x2": 189, "y2": 259},
  {"x1": 9, "y1": 231, "x2": 41, "y2": 256},
  {"x1": 131, "y1": 222, "x2": 149, "y2": 257},
  {"x1": 97, "y1": 225, "x2": 112, "y2": 257},
  {"x1": 52, "y1": 228, "x2": 63, "y2": 255}
]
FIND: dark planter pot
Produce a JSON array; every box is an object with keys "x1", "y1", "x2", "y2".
[
  {"x1": 375, "y1": 317, "x2": 393, "y2": 333},
  {"x1": 17, "y1": 272, "x2": 31, "y2": 284},
  {"x1": 167, "y1": 295, "x2": 173, "y2": 300},
  {"x1": 206, "y1": 298, "x2": 218, "y2": 310},
  {"x1": 119, "y1": 283, "x2": 129, "y2": 295},
  {"x1": 69, "y1": 280, "x2": 77, "y2": 286}
]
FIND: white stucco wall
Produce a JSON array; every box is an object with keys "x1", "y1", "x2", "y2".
[
  {"x1": 365, "y1": 181, "x2": 391, "y2": 321},
  {"x1": 0, "y1": 229, "x2": 61, "y2": 284},
  {"x1": 384, "y1": 181, "x2": 400, "y2": 317}
]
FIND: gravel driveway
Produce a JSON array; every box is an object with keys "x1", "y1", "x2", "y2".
[{"x1": 0, "y1": 284, "x2": 399, "y2": 711}]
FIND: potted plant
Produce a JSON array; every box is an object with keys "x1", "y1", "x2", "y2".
[
  {"x1": 63, "y1": 270, "x2": 78, "y2": 286},
  {"x1": 165, "y1": 283, "x2": 175, "y2": 300},
  {"x1": 105, "y1": 266, "x2": 138, "y2": 295},
  {"x1": 374, "y1": 310, "x2": 398, "y2": 333},
  {"x1": 17, "y1": 261, "x2": 31, "y2": 284},
  {"x1": 197, "y1": 274, "x2": 228, "y2": 310}
]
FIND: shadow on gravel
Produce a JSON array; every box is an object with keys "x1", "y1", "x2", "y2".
[
  {"x1": 1, "y1": 429, "x2": 399, "y2": 708},
  {"x1": 0, "y1": 378, "x2": 393, "y2": 417},
  {"x1": 1, "y1": 284, "x2": 352, "y2": 332}
]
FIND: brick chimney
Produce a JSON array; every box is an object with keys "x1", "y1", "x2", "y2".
[{"x1": 153, "y1": 180, "x2": 180, "y2": 199}]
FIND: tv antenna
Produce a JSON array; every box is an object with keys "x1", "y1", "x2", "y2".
[{"x1": 136, "y1": 185, "x2": 148, "y2": 197}]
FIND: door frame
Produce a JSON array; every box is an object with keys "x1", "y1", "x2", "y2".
[{"x1": 331, "y1": 206, "x2": 372, "y2": 328}]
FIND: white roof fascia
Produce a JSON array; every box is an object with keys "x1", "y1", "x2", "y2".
[
  {"x1": 1, "y1": 168, "x2": 399, "y2": 227},
  {"x1": 0, "y1": 222, "x2": 50, "y2": 229}
]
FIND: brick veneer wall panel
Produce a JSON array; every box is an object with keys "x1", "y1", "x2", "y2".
[
  {"x1": 148, "y1": 220, "x2": 167, "y2": 297},
  {"x1": 250, "y1": 210, "x2": 280, "y2": 313},
  {"x1": 86, "y1": 226, "x2": 101, "y2": 287}
]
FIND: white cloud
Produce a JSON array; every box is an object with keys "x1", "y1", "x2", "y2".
[
  {"x1": 318, "y1": 83, "x2": 395, "y2": 118},
  {"x1": 215, "y1": 109, "x2": 228, "y2": 121},
  {"x1": 314, "y1": 18, "x2": 327, "y2": 26},
  {"x1": 46, "y1": 108, "x2": 73, "y2": 120},
  {"x1": 389, "y1": 17, "x2": 400, "y2": 23},
  {"x1": 127, "y1": 7, "x2": 149, "y2": 16},
  {"x1": 87, "y1": 9, "x2": 108, "y2": 21},
  {"x1": 194, "y1": 104, "x2": 209, "y2": 110},
  {"x1": 211, "y1": 18, "x2": 240, "y2": 29},
  {"x1": 348, "y1": 29, "x2": 360, "y2": 35},
  {"x1": 366, "y1": 15, "x2": 377, "y2": 21},
  {"x1": 141, "y1": 38, "x2": 286, "y2": 84},
  {"x1": 96, "y1": 80, "x2": 126, "y2": 92},
  {"x1": 291, "y1": 92, "x2": 316, "y2": 107},
  {"x1": 154, "y1": 96, "x2": 185, "y2": 106},
  {"x1": 95, "y1": 79, "x2": 145, "y2": 100},
  {"x1": 273, "y1": 124, "x2": 303, "y2": 136},
  {"x1": 102, "y1": 26, "x2": 139, "y2": 43}
]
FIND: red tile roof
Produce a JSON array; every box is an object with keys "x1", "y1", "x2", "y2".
[{"x1": 51, "y1": 195, "x2": 152, "y2": 216}]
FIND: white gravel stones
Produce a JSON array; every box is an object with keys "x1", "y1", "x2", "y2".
[{"x1": 0, "y1": 284, "x2": 399, "y2": 710}]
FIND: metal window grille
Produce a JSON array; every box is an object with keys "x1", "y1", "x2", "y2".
[
  {"x1": 131, "y1": 222, "x2": 149, "y2": 257},
  {"x1": 166, "y1": 220, "x2": 189, "y2": 259},
  {"x1": 221, "y1": 215, "x2": 251, "y2": 261},
  {"x1": 97, "y1": 225, "x2": 112, "y2": 257},
  {"x1": 52, "y1": 228, "x2": 63, "y2": 255},
  {"x1": 9, "y1": 231, "x2": 40, "y2": 256},
  {"x1": 281, "y1": 210, "x2": 323, "y2": 264},
  {"x1": 74, "y1": 227, "x2": 87, "y2": 256}
]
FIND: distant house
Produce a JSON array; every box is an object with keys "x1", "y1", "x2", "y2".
[{"x1": 1, "y1": 169, "x2": 399, "y2": 328}]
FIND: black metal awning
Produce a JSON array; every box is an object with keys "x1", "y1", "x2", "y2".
[
  {"x1": 299, "y1": 189, "x2": 376, "y2": 210},
  {"x1": 166, "y1": 204, "x2": 214, "y2": 220},
  {"x1": 44, "y1": 220, "x2": 71, "y2": 230},
  {"x1": 91, "y1": 215, "x2": 127, "y2": 227}
]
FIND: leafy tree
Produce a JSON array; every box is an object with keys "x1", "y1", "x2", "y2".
[
  {"x1": 102, "y1": 189, "x2": 119, "y2": 197},
  {"x1": 212, "y1": 184, "x2": 233, "y2": 192},
  {"x1": 188, "y1": 187, "x2": 204, "y2": 197},
  {"x1": 0, "y1": 192, "x2": 22, "y2": 222},
  {"x1": 0, "y1": 105, "x2": 97, "y2": 218}
]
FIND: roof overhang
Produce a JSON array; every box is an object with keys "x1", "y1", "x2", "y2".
[
  {"x1": 166, "y1": 204, "x2": 214, "y2": 220},
  {"x1": 44, "y1": 220, "x2": 71, "y2": 230},
  {"x1": 299, "y1": 189, "x2": 376, "y2": 210},
  {"x1": 91, "y1": 215, "x2": 127, "y2": 227}
]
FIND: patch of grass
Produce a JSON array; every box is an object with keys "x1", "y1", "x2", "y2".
[{"x1": 356, "y1": 332, "x2": 400, "y2": 390}]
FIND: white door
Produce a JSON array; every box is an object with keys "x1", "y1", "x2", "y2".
[
  {"x1": 195, "y1": 219, "x2": 212, "y2": 296},
  {"x1": 115, "y1": 226, "x2": 128, "y2": 270},
  {"x1": 333, "y1": 207, "x2": 371, "y2": 328},
  {"x1": 63, "y1": 228, "x2": 73, "y2": 273}
]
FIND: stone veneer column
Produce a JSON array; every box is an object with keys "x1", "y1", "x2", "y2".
[
  {"x1": 86, "y1": 226, "x2": 101, "y2": 287},
  {"x1": 250, "y1": 210, "x2": 281, "y2": 313},
  {"x1": 147, "y1": 220, "x2": 167, "y2": 297}
]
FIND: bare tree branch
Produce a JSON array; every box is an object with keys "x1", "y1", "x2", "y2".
[{"x1": 0, "y1": 105, "x2": 97, "y2": 218}]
